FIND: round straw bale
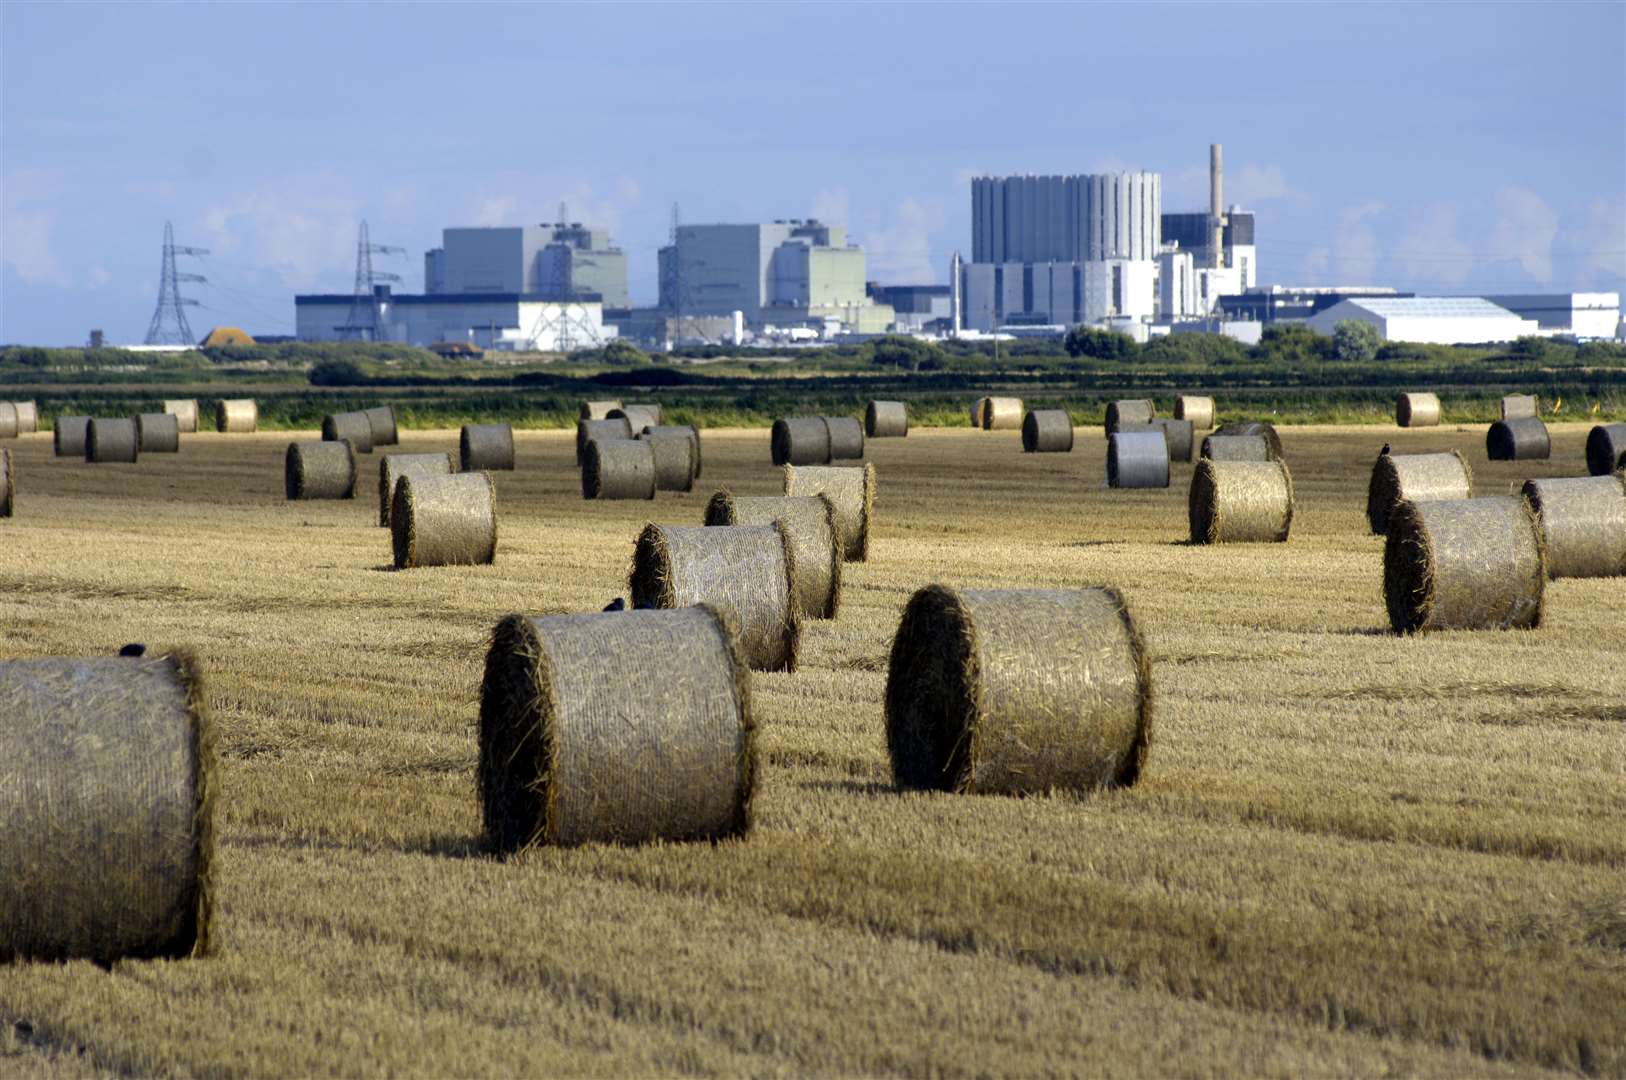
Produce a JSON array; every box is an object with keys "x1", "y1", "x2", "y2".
[
  {"x1": 609, "y1": 403, "x2": 662, "y2": 430},
  {"x1": 322, "y1": 411, "x2": 374, "y2": 454},
  {"x1": 885, "y1": 585, "x2": 1151, "y2": 796},
  {"x1": 164, "y1": 399, "x2": 199, "y2": 434},
  {"x1": 771, "y1": 417, "x2": 832, "y2": 467},
  {"x1": 391, "y1": 471, "x2": 498, "y2": 568},
  {"x1": 364, "y1": 405, "x2": 399, "y2": 446},
  {"x1": 1104, "y1": 399, "x2": 1155, "y2": 435},
  {"x1": 579, "y1": 399, "x2": 624, "y2": 421},
  {"x1": 136, "y1": 412, "x2": 181, "y2": 453},
  {"x1": 0, "y1": 652, "x2": 214, "y2": 964},
  {"x1": 783, "y1": 462, "x2": 876, "y2": 562},
  {"x1": 1501, "y1": 394, "x2": 1538, "y2": 420},
  {"x1": 705, "y1": 492, "x2": 842, "y2": 619},
  {"x1": 1155, "y1": 418, "x2": 1195, "y2": 463},
  {"x1": 54, "y1": 416, "x2": 90, "y2": 458},
  {"x1": 1174, "y1": 395, "x2": 1215, "y2": 429},
  {"x1": 1365, "y1": 450, "x2": 1472, "y2": 534},
  {"x1": 1022, "y1": 409, "x2": 1073, "y2": 452},
  {"x1": 1189, "y1": 459, "x2": 1294, "y2": 543},
  {"x1": 1, "y1": 448, "x2": 12, "y2": 518},
  {"x1": 460, "y1": 423, "x2": 514, "y2": 471},
  {"x1": 639, "y1": 427, "x2": 695, "y2": 492},
  {"x1": 1396, "y1": 392, "x2": 1441, "y2": 428},
  {"x1": 971, "y1": 397, "x2": 989, "y2": 428},
  {"x1": 1200, "y1": 433, "x2": 1271, "y2": 462},
  {"x1": 823, "y1": 416, "x2": 866, "y2": 460},
  {"x1": 478, "y1": 606, "x2": 754, "y2": 851},
  {"x1": 577, "y1": 416, "x2": 633, "y2": 464},
  {"x1": 285, "y1": 440, "x2": 357, "y2": 501},
  {"x1": 1384, "y1": 496, "x2": 1545, "y2": 633},
  {"x1": 1107, "y1": 430, "x2": 1169, "y2": 488},
  {"x1": 11, "y1": 401, "x2": 38, "y2": 434},
  {"x1": 0, "y1": 403, "x2": 15, "y2": 440},
  {"x1": 630, "y1": 523, "x2": 800, "y2": 672},
  {"x1": 582, "y1": 437, "x2": 655, "y2": 500},
  {"x1": 643, "y1": 423, "x2": 702, "y2": 480},
  {"x1": 378, "y1": 451, "x2": 454, "y2": 525},
  {"x1": 215, "y1": 399, "x2": 257, "y2": 433},
  {"x1": 1521, "y1": 474, "x2": 1626, "y2": 579},
  {"x1": 1585, "y1": 423, "x2": 1626, "y2": 476},
  {"x1": 983, "y1": 396, "x2": 1024, "y2": 430},
  {"x1": 1486, "y1": 416, "x2": 1550, "y2": 461},
  {"x1": 866, "y1": 400, "x2": 908, "y2": 437},
  {"x1": 1213, "y1": 421, "x2": 1283, "y2": 459},
  {"x1": 86, "y1": 418, "x2": 138, "y2": 464}
]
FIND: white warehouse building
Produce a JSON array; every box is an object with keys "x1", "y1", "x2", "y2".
[
  {"x1": 1305, "y1": 297, "x2": 1538, "y2": 345},
  {"x1": 295, "y1": 288, "x2": 615, "y2": 351}
]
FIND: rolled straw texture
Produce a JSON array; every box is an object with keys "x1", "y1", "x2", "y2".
[
  {"x1": 1365, "y1": 450, "x2": 1472, "y2": 534},
  {"x1": 322, "y1": 411, "x2": 374, "y2": 455},
  {"x1": 1107, "y1": 430, "x2": 1169, "y2": 488},
  {"x1": 970, "y1": 398, "x2": 989, "y2": 428},
  {"x1": 582, "y1": 438, "x2": 656, "y2": 500},
  {"x1": 460, "y1": 423, "x2": 515, "y2": 472},
  {"x1": 0, "y1": 652, "x2": 214, "y2": 964},
  {"x1": 1213, "y1": 421, "x2": 1283, "y2": 459},
  {"x1": 215, "y1": 399, "x2": 257, "y2": 433},
  {"x1": 1521, "y1": 474, "x2": 1626, "y2": 579},
  {"x1": 1384, "y1": 496, "x2": 1545, "y2": 633},
  {"x1": 11, "y1": 402, "x2": 38, "y2": 434},
  {"x1": 1174, "y1": 395, "x2": 1215, "y2": 429},
  {"x1": 1501, "y1": 394, "x2": 1538, "y2": 420},
  {"x1": 1487, "y1": 416, "x2": 1551, "y2": 461},
  {"x1": 364, "y1": 405, "x2": 399, "y2": 447},
  {"x1": 579, "y1": 399, "x2": 624, "y2": 421},
  {"x1": 1585, "y1": 423, "x2": 1626, "y2": 477},
  {"x1": 1104, "y1": 399, "x2": 1155, "y2": 435},
  {"x1": 630, "y1": 523, "x2": 800, "y2": 672},
  {"x1": 609, "y1": 404, "x2": 662, "y2": 430},
  {"x1": 866, "y1": 400, "x2": 908, "y2": 438},
  {"x1": 285, "y1": 441, "x2": 356, "y2": 501},
  {"x1": 0, "y1": 403, "x2": 15, "y2": 440},
  {"x1": 54, "y1": 416, "x2": 89, "y2": 458},
  {"x1": 642, "y1": 424, "x2": 702, "y2": 480},
  {"x1": 391, "y1": 472, "x2": 497, "y2": 569},
  {"x1": 1155, "y1": 418, "x2": 1195, "y2": 463},
  {"x1": 783, "y1": 463, "x2": 876, "y2": 562},
  {"x1": 478, "y1": 606, "x2": 754, "y2": 852},
  {"x1": 1189, "y1": 459, "x2": 1294, "y2": 544},
  {"x1": 577, "y1": 416, "x2": 632, "y2": 465},
  {"x1": 885, "y1": 585, "x2": 1152, "y2": 796},
  {"x1": 164, "y1": 399, "x2": 199, "y2": 434},
  {"x1": 379, "y1": 452, "x2": 454, "y2": 525},
  {"x1": 983, "y1": 396, "x2": 1024, "y2": 431},
  {"x1": 1022, "y1": 409, "x2": 1073, "y2": 453},
  {"x1": 86, "y1": 418, "x2": 138, "y2": 464},
  {"x1": 640, "y1": 428, "x2": 696, "y2": 492},
  {"x1": 1201, "y1": 433, "x2": 1273, "y2": 462},
  {"x1": 823, "y1": 417, "x2": 866, "y2": 460},
  {"x1": 705, "y1": 492, "x2": 842, "y2": 619},
  {"x1": 1, "y1": 449, "x2": 12, "y2": 518},
  {"x1": 136, "y1": 413, "x2": 181, "y2": 454},
  {"x1": 1396, "y1": 392, "x2": 1441, "y2": 428},
  {"x1": 771, "y1": 417, "x2": 832, "y2": 467}
]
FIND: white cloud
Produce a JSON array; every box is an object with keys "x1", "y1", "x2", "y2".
[
  {"x1": 1330, "y1": 201, "x2": 1384, "y2": 283},
  {"x1": 1491, "y1": 186, "x2": 1558, "y2": 283},
  {"x1": 1394, "y1": 206, "x2": 1474, "y2": 287},
  {"x1": 196, "y1": 178, "x2": 364, "y2": 291},
  {"x1": 470, "y1": 194, "x2": 521, "y2": 227},
  {"x1": 1583, "y1": 198, "x2": 1625, "y2": 280},
  {"x1": 811, "y1": 187, "x2": 850, "y2": 226},
  {"x1": 2, "y1": 169, "x2": 72, "y2": 287},
  {"x1": 864, "y1": 196, "x2": 946, "y2": 283},
  {"x1": 88, "y1": 267, "x2": 113, "y2": 289},
  {"x1": 465, "y1": 182, "x2": 631, "y2": 235},
  {"x1": 1229, "y1": 163, "x2": 1301, "y2": 205}
]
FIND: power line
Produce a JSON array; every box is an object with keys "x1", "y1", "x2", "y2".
[{"x1": 339, "y1": 221, "x2": 405, "y2": 341}]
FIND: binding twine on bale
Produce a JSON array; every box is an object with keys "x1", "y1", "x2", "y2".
[
  {"x1": 1107, "y1": 430, "x2": 1169, "y2": 488},
  {"x1": 580, "y1": 399, "x2": 624, "y2": 421},
  {"x1": 136, "y1": 412, "x2": 181, "y2": 454},
  {"x1": 642, "y1": 424, "x2": 702, "y2": 480},
  {"x1": 1105, "y1": 399, "x2": 1155, "y2": 435},
  {"x1": 215, "y1": 399, "x2": 257, "y2": 434},
  {"x1": 1396, "y1": 393, "x2": 1441, "y2": 428},
  {"x1": 285, "y1": 440, "x2": 356, "y2": 501},
  {"x1": 1155, "y1": 418, "x2": 1195, "y2": 463},
  {"x1": 1487, "y1": 416, "x2": 1551, "y2": 461},
  {"x1": 577, "y1": 416, "x2": 633, "y2": 465},
  {"x1": 86, "y1": 418, "x2": 138, "y2": 464},
  {"x1": 823, "y1": 416, "x2": 866, "y2": 460},
  {"x1": 1189, "y1": 459, "x2": 1294, "y2": 543},
  {"x1": 1521, "y1": 474, "x2": 1626, "y2": 579},
  {"x1": 784, "y1": 463, "x2": 875, "y2": 562},
  {"x1": 460, "y1": 423, "x2": 515, "y2": 472},
  {"x1": 1384, "y1": 496, "x2": 1545, "y2": 633},
  {"x1": 1175, "y1": 395, "x2": 1215, "y2": 429},
  {"x1": 1585, "y1": 423, "x2": 1626, "y2": 477},
  {"x1": 982, "y1": 397, "x2": 1023, "y2": 431},
  {"x1": 583, "y1": 438, "x2": 656, "y2": 500},
  {"x1": 164, "y1": 400, "x2": 199, "y2": 434},
  {"x1": 630, "y1": 523, "x2": 800, "y2": 672},
  {"x1": 609, "y1": 404, "x2": 662, "y2": 431},
  {"x1": 379, "y1": 452, "x2": 454, "y2": 525},
  {"x1": 392, "y1": 471, "x2": 498, "y2": 568},
  {"x1": 1, "y1": 449, "x2": 12, "y2": 518},
  {"x1": 866, "y1": 400, "x2": 908, "y2": 438},
  {"x1": 478, "y1": 606, "x2": 755, "y2": 852},
  {"x1": 705, "y1": 491, "x2": 842, "y2": 619},
  {"x1": 639, "y1": 427, "x2": 696, "y2": 492},
  {"x1": 364, "y1": 405, "x2": 399, "y2": 447},
  {"x1": 885, "y1": 585, "x2": 1152, "y2": 796},
  {"x1": 0, "y1": 652, "x2": 215, "y2": 964},
  {"x1": 1501, "y1": 394, "x2": 1538, "y2": 420},
  {"x1": 1365, "y1": 450, "x2": 1472, "y2": 534},
  {"x1": 54, "y1": 416, "x2": 90, "y2": 458},
  {"x1": 1022, "y1": 409, "x2": 1073, "y2": 453},
  {"x1": 322, "y1": 412, "x2": 374, "y2": 454},
  {"x1": 771, "y1": 417, "x2": 832, "y2": 467}
]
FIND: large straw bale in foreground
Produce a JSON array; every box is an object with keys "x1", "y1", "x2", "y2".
[
  {"x1": 86, "y1": 418, "x2": 138, "y2": 464},
  {"x1": 1487, "y1": 416, "x2": 1550, "y2": 461},
  {"x1": 54, "y1": 416, "x2": 90, "y2": 458},
  {"x1": 1022, "y1": 409, "x2": 1073, "y2": 453},
  {"x1": 1213, "y1": 421, "x2": 1283, "y2": 459},
  {"x1": 391, "y1": 472, "x2": 497, "y2": 569},
  {"x1": 982, "y1": 397, "x2": 1024, "y2": 430},
  {"x1": 1175, "y1": 395, "x2": 1214, "y2": 429},
  {"x1": 460, "y1": 423, "x2": 515, "y2": 472},
  {"x1": 10, "y1": 401, "x2": 38, "y2": 434},
  {"x1": 784, "y1": 463, "x2": 876, "y2": 562},
  {"x1": 322, "y1": 412, "x2": 373, "y2": 454},
  {"x1": 1585, "y1": 423, "x2": 1626, "y2": 476},
  {"x1": 163, "y1": 399, "x2": 199, "y2": 434},
  {"x1": 642, "y1": 424, "x2": 702, "y2": 480},
  {"x1": 577, "y1": 416, "x2": 633, "y2": 465},
  {"x1": 705, "y1": 492, "x2": 842, "y2": 619},
  {"x1": 582, "y1": 438, "x2": 655, "y2": 500},
  {"x1": 1107, "y1": 430, "x2": 1169, "y2": 488},
  {"x1": 379, "y1": 452, "x2": 454, "y2": 525},
  {"x1": 1521, "y1": 474, "x2": 1626, "y2": 579},
  {"x1": 771, "y1": 418, "x2": 832, "y2": 467},
  {"x1": 364, "y1": 405, "x2": 399, "y2": 447},
  {"x1": 1201, "y1": 433, "x2": 1273, "y2": 462},
  {"x1": 609, "y1": 403, "x2": 662, "y2": 431},
  {"x1": 1, "y1": 449, "x2": 12, "y2": 517},
  {"x1": 579, "y1": 399, "x2": 624, "y2": 421},
  {"x1": 1189, "y1": 459, "x2": 1294, "y2": 543},
  {"x1": 479, "y1": 607, "x2": 754, "y2": 852},
  {"x1": 639, "y1": 427, "x2": 696, "y2": 492},
  {"x1": 1501, "y1": 394, "x2": 1538, "y2": 420},
  {"x1": 136, "y1": 413, "x2": 181, "y2": 454},
  {"x1": 0, "y1": 403, "x2": 16, "y2": 439},
  {"x1": 0, "y1": 653, "x2": 214, "y2": 964},
  {"x1": 1105, "y1": 399, "x2": 1155, "y2": 435},
  {"x1": 215, "y1": 399, "x2": 257, "y2": 433},
  {"x1": 885, "y1": 585, "x2": 1152, "y2": 796},
  {"x1": 1155, "y1": 418, "x2": 1195, "y2": 463},
  {"x1": 866, "y1": 400, "x2": 908, "y2": 437},
  {"x1": 285, "y1": 441, "x2": 356, "y2": 500},
  {"x1": 1384, "y1": 496, "x2": 1545, "y2": 633},
  {"x1": 631, "y1": 523, "x2": 800, "y2": 672},
  {"x1": 1366, "y1": 450, "x2": 1472, "y2": 534},
  {"x1": 824, "y1": 416, "x2": 866, "y2": 460},
  {"x1": 1396, "y1": 392, "x2": 1441, "y2": 428}
]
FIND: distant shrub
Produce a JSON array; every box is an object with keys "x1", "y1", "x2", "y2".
[
  {"x1": 309, "y1": 359, "x2": 367, "y2": 387},
  {"x1": 1064, "y1": 326, "x2": 1137, "y2": 360},
  {"x1": 1332, "y1": 320, "x2": 1382, "y2": 363}
]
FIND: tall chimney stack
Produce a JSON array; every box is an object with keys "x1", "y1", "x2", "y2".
[{"x1": 1210, "y1": 143, "x2": 1225, "y2": 269}]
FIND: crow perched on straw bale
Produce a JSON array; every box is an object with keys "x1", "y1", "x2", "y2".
[{"x1": 118, "y1": 643, "x2": 147, "y2": 657}]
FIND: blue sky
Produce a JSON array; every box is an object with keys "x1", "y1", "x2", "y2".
[{"x1": 3, "y1": 1, "x2": 1623, "y2": 344}]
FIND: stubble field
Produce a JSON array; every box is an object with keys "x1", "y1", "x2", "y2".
[{"x1": 1, "y1": 420, "x2": 1623, "y2": 1078}]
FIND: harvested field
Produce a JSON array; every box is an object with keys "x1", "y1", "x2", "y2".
[{"x1": 0, "y1": 422, "x2": 1622, "y2": 1077}]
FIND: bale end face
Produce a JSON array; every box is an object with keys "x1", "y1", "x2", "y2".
[{"x1": 1, "y1": 448, "x2": 13, "y2": 518}]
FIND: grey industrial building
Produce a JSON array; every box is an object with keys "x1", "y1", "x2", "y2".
[
  {"x1": 1217, "y1": 286, "x2": 1412, "y2": 324},
  {"x1": 424, "y1": 222, "x2": 628, "y2": 308},
  {"x1": 867, "y1": 283, "x2": 951, "y2": 332}
]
